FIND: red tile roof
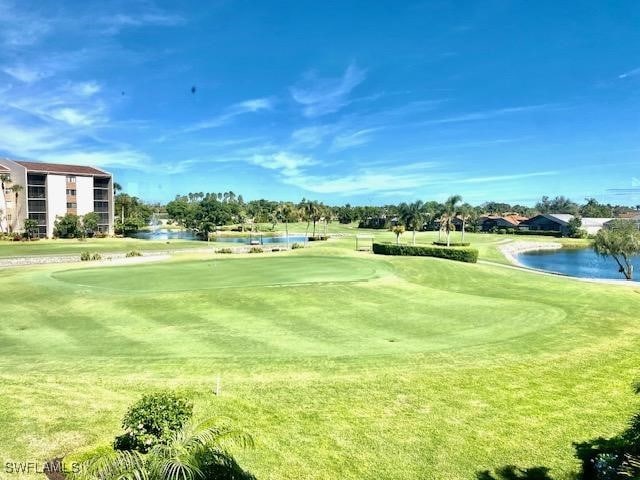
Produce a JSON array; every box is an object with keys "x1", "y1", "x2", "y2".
[{"x1": 15, "y1": 161, "x2": 109, "y2": 176}]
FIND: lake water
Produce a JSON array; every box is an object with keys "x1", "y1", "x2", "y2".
[
  {"x1": 129, "y1": 229, "x2": 199, "y2": 240},
  {"x1": 130, "y1": 229, "x2": 307, "y2": 244},
  {"x1": 518, "y1": 247, "x2": 640, "y2": 280},
  {"x1": 212, "y1": 234, "x2": 308, "y2": 244}
]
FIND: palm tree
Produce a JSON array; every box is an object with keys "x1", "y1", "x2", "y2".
[
  {"x1": 458, "y1": 203, "x2": 473, "y2": 243},
  {"x1": 277, "y1": 203, "x2": 296, "y2": 247},
  {"x1": 10, "y1": 184, "x2": 23, "y2": 232},
  {"x1": 441, "y1": 195, "x2": 463, "y2": 247},
  {"x1": 392, "y1": 225, "x2": 405, "y2": 245},
  {"x1": 71, "y1": 420, "x2": 253, "y2": 480},
  {"x1": 113, "y1": 182, "x2": 122, "y2": 195},
  {"x1": 0, "y1": 173, "x2": 12, "y2": 233},
  {"x1": 399, "y1": 200, "x2": 426, "y2": 245},
  {"x1": 301, "y1": 199, "x2": 321, "y2": 238}
]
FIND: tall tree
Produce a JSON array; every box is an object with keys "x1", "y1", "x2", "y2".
[
  {"x1": 277, "y1": 203, "x2": 297, "y2": 246},
  {"x1": 593, "y1": 220, "x2": 640, "y2": 280},
  {"x1": 399, "y1": 200, "x2": 426, "y2": 245},
  {"x1": 10, "y1": 184, "x2": 23, "y2": 232},
  {"x1": 458, "y1": 203, "x2": 473, "y2": 242},
  {"x1": 441, "y1": 195, "x2": 463, "y2": 247},
  {"x1": 0, "y1": 173, "x2": 11, "y2": 233},
  {"x1": 300, "y1": 199, "x2": 322, "y2": 238}
]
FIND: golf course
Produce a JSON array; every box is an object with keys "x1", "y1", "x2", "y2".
[{"x1": 1, "y1": 230, "x2": 639, "y2": 479}]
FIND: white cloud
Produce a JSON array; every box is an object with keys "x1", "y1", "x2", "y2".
[
  {"x1": 419, "y1": 104, "x2": 554, "y2": 126},
  {"x1": 2, "y1": 65, "x2": 43, "y2": 83},
  {"x1": 186, "y1": 97, "x2": 274, "y2": 131},
  {"x1": 70, "y1": 81, "x2": 101, "y2": 97},
  {"x1": 39, "y1": 149, "x2": 151, "y2": 171},
  {"x1": 290, "y1": 63, "x2": 366, "y2": 117},
  {"x1": 290, "y1": 125, "x2": 335, "y2": 148},
  {"x1": 49, "y1": 107, "x2": 104, "y2": 127},
  {"x1": 250, "y1": 151, "x2": 316, "y2": 177},
  {"x1": 619, "y1": 67, "x2": 640, "y2": 79},
  {"x1": 457, "y1": 171, "x2": 559, "y2": 184},
  {"x1": 330, "y1": 127, "x2": 381, "y2": 152}
]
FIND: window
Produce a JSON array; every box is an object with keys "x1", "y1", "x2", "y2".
[
  {"x1": 66, "y1": 189, "x2": 76, "y2": 195},
  {"x1": 28, "y1": 186, "x2": 46, "y2": 198},
  {"x1": 66, "y1": 176, "x2": 76, "y2": 183},
  {"x1": 67, "y1": 202, "x2": 77, "y2": 209},
  {"x1": 6, "y1": 214, "x2": 11, "y2": 221}
]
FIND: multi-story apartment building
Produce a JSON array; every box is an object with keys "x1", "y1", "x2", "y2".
[{"x1": 0, "y1": 158, "x2": 114, "y2": 238}]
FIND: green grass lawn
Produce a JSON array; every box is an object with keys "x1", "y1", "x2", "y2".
[
  {"x1": 1, "y1": 232, "x2": 627, "y2": 480},
  {"x1": 0, "y1": 236, "x2": 206, "y2": 257}
]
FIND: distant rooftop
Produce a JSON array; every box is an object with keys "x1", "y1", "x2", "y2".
[{"x1": 15, "y1": 160, "x2": 109, "y2": 176}]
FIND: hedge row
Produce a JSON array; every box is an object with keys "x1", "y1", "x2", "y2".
[
  {"x1": 514, "y1": 230, "x2": 562, "y2": 237},
  {"x1": 372, "y1": 243, "x2": 478, "y2": 263},
  {"x1": 432, "y1": 240, "x2": 471, "y2": 247}
]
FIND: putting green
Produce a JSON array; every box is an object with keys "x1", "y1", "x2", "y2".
[{"x1": 50, "y1": 255, "x2": 382, "y2": 292}]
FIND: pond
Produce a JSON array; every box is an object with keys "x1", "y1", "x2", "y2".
[
  {"x1": 130, "y1": 229, "x2": 308, "y2": 245},
  {"x1": 518, "y1": 247, "x2": 640, "y2": 281},
  {"x1": 211, "y1": 234, "x2": 308, "y2": 245},
  {"x1": 129, "y1": 229, "x2": 199, "y2": 240}
]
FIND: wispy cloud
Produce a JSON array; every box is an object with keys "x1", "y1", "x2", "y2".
[
  {"x1": 290, "y1": 63, "x2": 366, "y2": 117},
  {"x1": 186, "y1": 97, "x2": 274, "y2": 132},
  {"x1": 250, "y1": 151, "x2": 317, "y2": 177},
  {"x1": 290, "y1": 125, "x2": 335, "y2": 148},
  {"x1": 456, "y1": 171, "x2": 558, "y2": 184},
  {"x1": 618, "y1": 67, "x2": 640, "y2": 79},
  {"x1": 418, "y1": 104, "x2": 555, "y2": 126},
  {"x1": 330, "y1": 127, "x2": 382, "y2": 152},
  {"x1": 97, "y1": 11, "x2": 186, "y2": 34}
]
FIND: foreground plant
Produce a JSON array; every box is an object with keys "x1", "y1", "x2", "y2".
[
  {"x1": 72, "y1": 420, "x2": 254, "y2": 480},
  {"x1": 593, "y1": 219, "x2": 640, "y2": 280}
]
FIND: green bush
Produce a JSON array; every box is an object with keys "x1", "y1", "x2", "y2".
[
  {"x1": 125, "y1": 250, "x2": 143, "y2": 257},
  {"x1": 372, "y1": 243, "x2": 478, "y2": 263},
  {"x1": 113, "y1": 391, "x2": 193, "y2": 453},
  {"x1": 80, "y1": 251, "x2": 91, "y2": 261},
  {"x1": 432, "y1": 241, "x2": 470, "y2": 247},
  {"x1": 217, "y1": 248, "x2": 233, "y2": 254},
  {"x1": 514, "y1": 230, "x2": 562, "y2": 237},
  {"x1": 249, "y1": 247, "x2": 263, "y2": 253},
  {"x1": 291, "y1": 243, "x2": 304, "y2": 249},
  {"x1": 91, "y1": 253, "x2": 102, "y2": 261}
]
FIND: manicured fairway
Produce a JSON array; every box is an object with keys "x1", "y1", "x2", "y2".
[
  {"x1": 0, "y1": 238, "x2": 638, "y2": 480},
  {"x1": 51, "y1": 256, "x2": 382, "y2": 292}
]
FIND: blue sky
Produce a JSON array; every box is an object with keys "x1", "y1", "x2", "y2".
[{"x1": 0, "y1": 0, "x2": 639, "y2": 206}]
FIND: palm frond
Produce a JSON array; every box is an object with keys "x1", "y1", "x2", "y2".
[{"x1": 72, "y1": 450, "x2": 147, "y2": 480}]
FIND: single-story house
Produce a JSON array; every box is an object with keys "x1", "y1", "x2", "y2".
[
  {"x1": 603, "y1": 216, "x2": 640, "y2": 230},
  {"x1": 519, "y1": 214, "x2": 613, "y2": 236},
  {"x1": 518, "y1": 214, "x2": 574, "y2": 235},
  {"x1": 479, "y1": 214, "x2": 528, "y2": 232},
  {"x1": 580, "y1": 217, "x2": 614, "y2": 235}
]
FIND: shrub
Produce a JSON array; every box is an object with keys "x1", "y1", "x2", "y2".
[
  {"x1": 514, "y1": 230, "x2": 562, "y2": 237},
  {"x1": 11, "y1": 232, "x2": 22, "y2": 242},
  {"x1": 217, "y1": 248, "x2": 233, "y2": 254},
  {"x1": 91, "y1": 253, "x2": 102, "y2": 261},
  {"x1": 113, "y1": 391, "x2": 193, "y2": 453},
  {"x1": 249, "y1": 247, "x2": 263, "y2": 253},
  {"x1": 372, "y1": 243, "x2": 478, "y2": 263},
  {"x1": 291, "y1": 243, "x2": 304, "y2": 249},
  {"x1": 80, "y1": 251, "x2": 91, "y2": 261},
  {"x1": 125, "y1": 250, "x2": 143, "y2": 257},
  {"x1": 432, "y1": 241, "x2": 470, "y2": 247}
]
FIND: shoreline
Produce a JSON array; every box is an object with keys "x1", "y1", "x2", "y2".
[
  {"x1": 496, "y1": 240, "x2": 640, "y2": 287},
  {"x1": 497, "y1": 240, "x2": 563, "y2": 268}
]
